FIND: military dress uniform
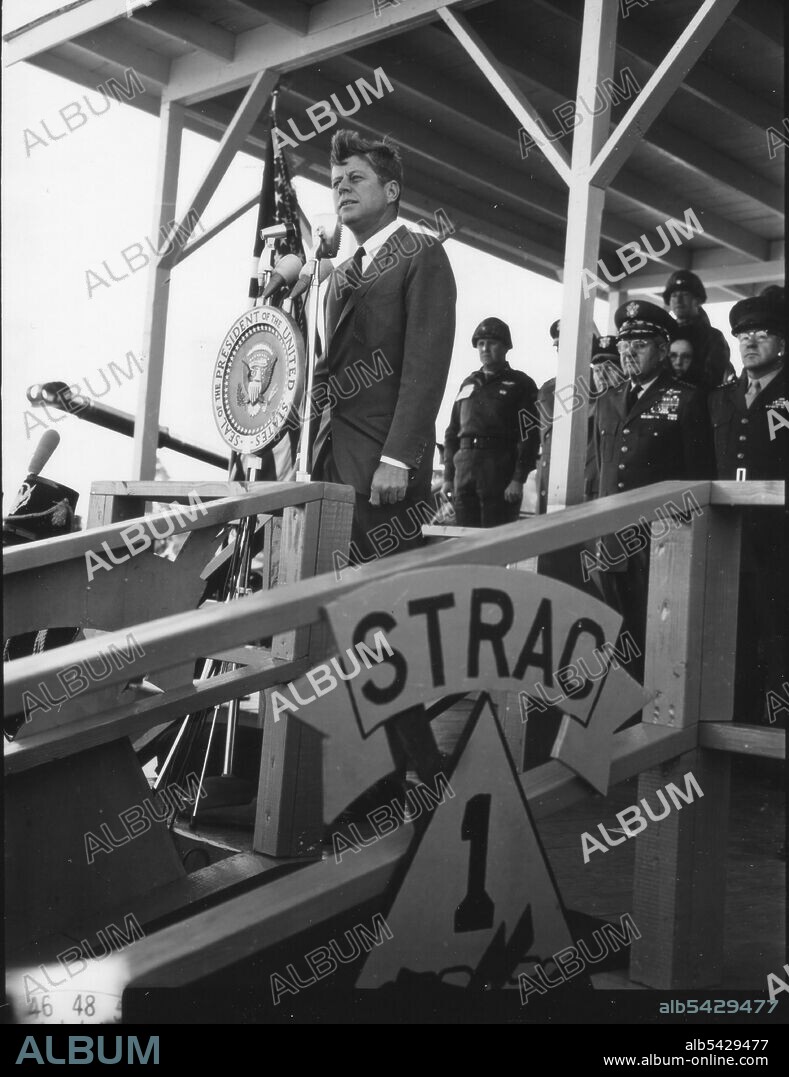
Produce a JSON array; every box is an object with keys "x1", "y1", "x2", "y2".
[
  {"x1": 708, "y1": 294, "x2": 787, "y2": 725},
  {"x1": 592, "y1": 301, "x2": 714, "y2": 664},
  {"x1": 444, "y1": 318, "x2": 539, "y2": 528}
]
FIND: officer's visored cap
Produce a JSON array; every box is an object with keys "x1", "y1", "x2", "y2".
[
  {"x1": 615, "y1": 300, "x2": 675, "y2": 344},
  {"x1": 472, "y1": 317, "x2": 512, "y2": 349},
  {"x1": 549, "y1": 319, "x2": 560, "y2": 341},
  {"x1": 662, "y1": 270, "x2": 707, "y2": 306},
  {"x1": 591, "y1": 334, "x2": 621, "y2": 366},
  {"x1": 729, "y1": 294, "x2": 785, "y2": 337}
]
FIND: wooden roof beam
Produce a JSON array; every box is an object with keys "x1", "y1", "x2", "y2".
[
  {"x1": 615, "y1": 258, "x2": 785, "y2": 293},
  {"x1": 131, "y1": 7, "x2": 236, "y2": 60},
  {"x1": 588, "y1": 0, "x2": 740, "y2": 188},
  {"x1": 320, "y1": 54, "x2": 686, "y2": 263},
  {"x1": 68, "y1": 24, "x2": 171, "y2": 84},
  {"x1": 3, "y1": 0, "x2": 139, "y2": 64},
  {"x1": 439, "y1": 25, "x2": 784, "y2": 217},
  {"x1": 437, "y1": 6, "x2": 571, "y2": 185},
  {"x1": 235, "y1": 0, "x2": 310, "y2": 36},
  {"x1": 159, "y1": 70, "x2": 279, "y2": 270},
  {"x1": 608, "y1": 171, "x2": 769, "y2": 263},
  {"x1": 532, "y1": 0, "x2": 777, "y2": 133},
  {"x1": 163, "y1": 0, "x2": 492, "y2": 105},
  {"x1": 172, "y1": 192, "x2": 260, "y2": 266}
]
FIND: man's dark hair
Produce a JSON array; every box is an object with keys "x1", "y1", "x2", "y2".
[{"x1": 330, "y1": 130, "x2": 403, "y2": 209}]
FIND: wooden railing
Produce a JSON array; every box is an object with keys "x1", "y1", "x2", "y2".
[{"x1": 3, "y1": 479, "x2": 784, "y2": 998}]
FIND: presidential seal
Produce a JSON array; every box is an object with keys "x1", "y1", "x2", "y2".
[{"x1": 213, "y1": 305, "x2": 304, "y2": 454}]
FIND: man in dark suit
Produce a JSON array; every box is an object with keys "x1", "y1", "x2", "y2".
[
  {"x1": 591, "y1": 300, "x2": 714, "y2": 668},
  {"x1": 708, "y1": 293, "x2": 787, "y2": 724},
  {"x1": 311, "y1": 130, "x2": 457, "y2": 562}
]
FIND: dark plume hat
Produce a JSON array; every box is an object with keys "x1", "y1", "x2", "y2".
[
  {"x1": 2, "y1": 475, "x2": 79, "y2": 546},
  {"x1": 472, "y1": 317, "x2": 513, "y2": 349},
  {"x1": 591, "y1": 334, "x2": 621, "y2": 366}
]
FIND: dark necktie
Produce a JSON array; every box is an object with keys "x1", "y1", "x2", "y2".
[
  {"x1": 326, "y1": 246, "x2": 366, "y2": 345},
  {"x1": 626, "y1": 383, "x2": 642, "y2": 412}
]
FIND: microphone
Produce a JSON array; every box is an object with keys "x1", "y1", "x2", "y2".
[
  {"x1": 27, "y1": 430, "x2": 60, "y2": 477},
  {"x1": 260, "y1": 254, "x2": 304, "y2": 302},
  {"x1": 288, "y1": 257, "x2": 333, "y2": 300},
  {"x1": 260, "y1": 223, "x2": 295, "y2": 241},
  {"x1": 312, "y1": 214, "x2": 343, "y2": 259}
]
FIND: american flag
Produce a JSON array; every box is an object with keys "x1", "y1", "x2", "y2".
[{"x1": 248, "y1": 89, "x2": 306, "y2": 480}]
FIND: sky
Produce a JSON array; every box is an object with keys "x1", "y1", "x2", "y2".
[{"x1": 2, "y1": 59, "x2": 737, "y2": 519}]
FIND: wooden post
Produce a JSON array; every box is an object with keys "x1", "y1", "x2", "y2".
[
  {"x1": 254, "y1": 487, "x2": 353, "y2": 857},
  {"x1": 630, "y1": 508, "x2": 731, "y2": 987},
  {"x1": 132, "y1": 100, "x2": 185, "y2": 479},
  {"x1": 548, "y1": 0, "x2": 618, "y2": 511}
]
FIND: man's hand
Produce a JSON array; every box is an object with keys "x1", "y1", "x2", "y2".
[
  {"x1": 504, "y1": 479, "x2": 523, "y2": 504},
  {"x1": 370, "y1": 462, "x2": 409, "y2": 506},
  {"x1": 440, "y1": 480, "x2": 454, "y2": 500}
]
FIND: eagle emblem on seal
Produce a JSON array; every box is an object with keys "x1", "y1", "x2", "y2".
[
  {"x1": 237, "y1": 345, "x2": 278, "y2": 416},
  {"x1": 626, "y1": 302, "x2": 639, "y2": 318}
]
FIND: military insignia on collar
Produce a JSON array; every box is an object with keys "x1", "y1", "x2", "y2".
[{"x1": 626, "y1": 302, "x2": 639, "y2": 318}]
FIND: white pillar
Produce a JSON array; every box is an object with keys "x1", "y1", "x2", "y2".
[
  {"x1": 132, "y1": 100, "x2": 185, "y2": 479},
  {"x1": 548, "y1": 0, "x2": 618, "y2": 511}
]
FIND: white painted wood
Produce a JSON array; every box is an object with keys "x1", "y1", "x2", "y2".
[
  {"x1": 548, "y1": 0, "x2": 617, "y2": 511},
  {"x1": 162, "y1": 0, "x2": 491, "y2": 105},
  {"x1": 589, "y1": 0, "x2": 740, "y2": 188},
  {"x1": 172, "y1": 192, "x2": 259, "y2": 266},
  {"x1": 438, "y1": 7, "x2": 571, "y2": 186},
  {"x1": 131, "y1": 98, "x2": 184, "y2": 479},
  {"x1": 3, "y1": 0, "x2": 150, "y2": 65},
  {"x1": 158, "y1": 69, "x2": 277, "y2": 270},
  {"x1": 133, "y1": 7, "x2": 236, "y2": 60}
]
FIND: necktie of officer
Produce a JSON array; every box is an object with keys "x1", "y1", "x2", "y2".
[
  {"x1": 626, "y1": 383, "x2": 642, "y2": 412},
  {"x1": 745, "y1": 379, "x2": 761, "y2": 408}
]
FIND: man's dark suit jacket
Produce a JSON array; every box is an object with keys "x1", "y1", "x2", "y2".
[{"x1": 311, "y1": 224, "x2": 457, "y2": 499}]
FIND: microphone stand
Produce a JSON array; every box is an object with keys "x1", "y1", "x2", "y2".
[{"x1": 154, "y1": 241, "x2": 281, "y2": 820}]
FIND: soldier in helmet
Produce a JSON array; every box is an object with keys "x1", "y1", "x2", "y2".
[
  {"x1": 662, "y1": 269, "x2": 735, "y2": 388},
  {"x1": 442, "y1": 317, "x2": 539, "y2": 527},
  {"x1": 708, "y1": 293, "x2": 787, "y2": 725}
]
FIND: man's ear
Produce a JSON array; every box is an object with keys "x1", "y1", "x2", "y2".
[{"x1": 385, "y1": 180, "x2": 400, "y2": 205}]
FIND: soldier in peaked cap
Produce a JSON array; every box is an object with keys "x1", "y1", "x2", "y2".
[
  {"x1": 442, "y1": 317, "x2": 539, "y2": 527},
  {"x1": 534, "y1": 325, "x2": 610, "y2": 513},
  {"x1": 708, "y1": 293, "x2": 787, "y2": 725},
  {"x1": 590, "y1": 299, "x2": 714, "y2": 670},
  {"x1": 663, "y1": 269, "x2": 735, "y2": 388},
  {"x1": 585, "y1": 335, "x2": 626, "y2": 501}
]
